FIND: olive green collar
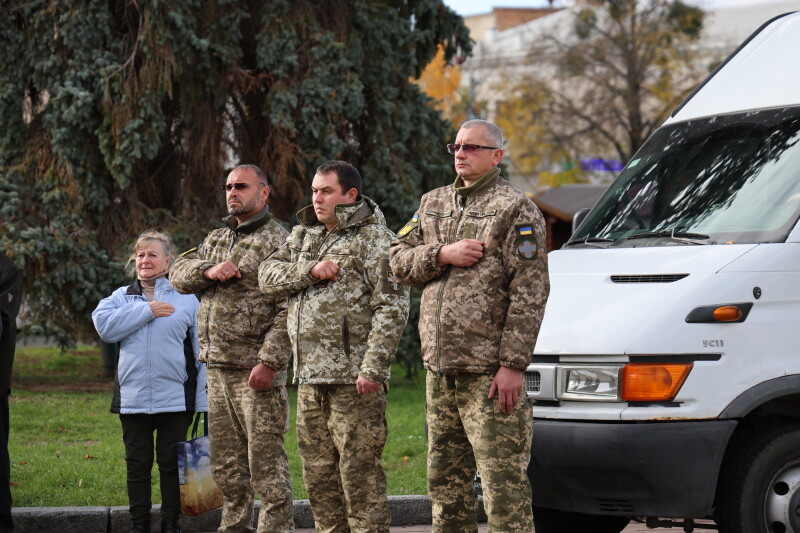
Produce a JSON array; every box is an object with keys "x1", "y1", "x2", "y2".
[
  {"x1": 222, "y1": 205, "x2": 272, "y2": 234},
  {"x1": 295, "y1": 195, "x2": 385, "y2": 231},
  {"x1": 453, "y1": 167, "x2": 501, "y2": 197}
]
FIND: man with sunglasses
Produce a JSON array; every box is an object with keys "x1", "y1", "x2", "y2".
[
  {"x1": 171, "y1": 164, "x2": 293, "y2": 533},
  {"x1": 259, "y1": 160, "x2": 409, "y2": 533},
  {"x1": 390, "y1": 120, "x2": 550, "y2": 532}
]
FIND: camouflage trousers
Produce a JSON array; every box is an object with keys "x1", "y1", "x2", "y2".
[
  {"x1": 426, "y1": 371, "x2": 533, "y2": 533},
  {"x1": 206, "y1": 367, "x2": 293, "y2": 533},
  {"x1": 297, "y1": 383, "x2": 390, "y2": 533}
]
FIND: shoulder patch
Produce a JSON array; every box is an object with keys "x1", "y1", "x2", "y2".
[
  {"x1": 396, "y1": 213, "x2": 419, "y2": 238},
  {"x1": 514, "y1": 224, "x2": 538, "y2": 259},
  {"x1": 179, "y1": 245, "x2": 201, "y2": 258}
]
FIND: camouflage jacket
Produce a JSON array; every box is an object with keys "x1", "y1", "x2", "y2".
[
  {"x1": 170, "y1": 206, "x2": 291, "y2": 384},
  {"x1": 258, "y1": 196, "x2": 410, "y2": 385},
  {"x1": 389, "y1": 168, "x2": 550, "y2": 374}
]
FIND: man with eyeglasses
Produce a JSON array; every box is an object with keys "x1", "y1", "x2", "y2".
[
  {"x1": 171, "y1": 164, "x2": 293, "y2": 533},
  {"x1": 259, "y1": 160, "x2": 409, "y2": 533},
  {"x1": 390, "y1": 120, "x2": 550, "y2": 532}
]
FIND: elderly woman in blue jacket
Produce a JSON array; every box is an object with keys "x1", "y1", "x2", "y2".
[{"x1": 93, "y1": 230, "x2": 207, "y2": 533}]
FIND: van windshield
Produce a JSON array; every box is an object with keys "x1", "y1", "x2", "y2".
[{"x1": 569, "y1": 106, "x2": 800, "y2": 247}]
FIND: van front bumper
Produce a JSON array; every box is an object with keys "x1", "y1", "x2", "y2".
[{"x1": 529, "y1": 419, "x2": 737, "y2": 517}]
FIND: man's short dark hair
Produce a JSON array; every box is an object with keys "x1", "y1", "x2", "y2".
[
  {"x1": 232, "y1": 164, "x2": 270, "y2": 187},
  {"x1": 316, "y1": 160, "x2": 362, "y2": 195}
]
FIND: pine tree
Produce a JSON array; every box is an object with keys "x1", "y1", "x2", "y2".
[{"x1": 0, "y1": 0, "x2": 471, "y2": 350}]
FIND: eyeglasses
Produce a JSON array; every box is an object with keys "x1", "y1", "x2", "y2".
[
  {"x1": 447, "y1": 143, "x2": 499, "y2": 154},
  {"x1": 221, "y1": 182, "x2": 265, "y2": 192}
]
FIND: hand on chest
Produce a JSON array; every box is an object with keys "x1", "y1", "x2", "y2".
[{"x1": 299, "y1": 231, "x2": 366, "y2": 273}]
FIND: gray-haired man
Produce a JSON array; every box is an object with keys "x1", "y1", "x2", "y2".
[{"x1": 391, "y1": 120, "x2": 550, "y2": 532}]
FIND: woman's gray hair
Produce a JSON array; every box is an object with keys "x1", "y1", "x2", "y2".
[
  {"x1": 461, "y1": 119, "x2": 503, "y2": 148},
  {"x1": 125, "y1": 230, "x2": 176, "y2": 278}
]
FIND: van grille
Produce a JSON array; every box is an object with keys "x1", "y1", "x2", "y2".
[
  {"x1": 597, "y1": 498, "x2": 635, "y2": 513},
  {"x1": 525, "y1": 371, "x2": 541, "y2": 393},
  {"x1": 611, "y1": 274, "x2": 688, "y2": 283}
]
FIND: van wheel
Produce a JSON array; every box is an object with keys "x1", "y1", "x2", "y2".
[
  {"x1": 532, "y1": 506, "x2": 629, "y2": 533},
  {"x1": 716, "y1": 425, "x2": 800, "y2": 533}
]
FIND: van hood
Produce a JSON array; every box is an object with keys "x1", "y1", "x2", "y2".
[{"x1": 534, "y1": 244, "x2": 757, "y2": 356}]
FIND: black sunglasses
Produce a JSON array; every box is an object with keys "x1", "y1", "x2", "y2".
[
  {"x1": 221, "y1": 182, "x2": 265, "y2": 192},
  {"x1": 447, "y1": 143, "x2": 498, "y2": 154}
]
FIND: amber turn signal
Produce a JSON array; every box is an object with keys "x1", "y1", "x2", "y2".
[
  {"x1": 685, "y1": 302, "x2": 752, "y2": 323},
  {"x1": 621, "y1": 363, "x2": 693, "y2": 402},
  {"x1": 712, "y1": 306, "x2": 743, "y2": 322}
]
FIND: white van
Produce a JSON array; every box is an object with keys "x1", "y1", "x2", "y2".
[{"x1": 526, "y1": 11, "x2": 800, "y2": 533}]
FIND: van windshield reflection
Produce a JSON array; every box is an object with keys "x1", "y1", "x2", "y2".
[{"x1": 568, "y1": 107, "x2": 800, "y2": 247}]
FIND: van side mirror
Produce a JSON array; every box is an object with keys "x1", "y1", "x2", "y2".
[{"x1": 572, "y1": 207, "x2": 591, "y2": 235}]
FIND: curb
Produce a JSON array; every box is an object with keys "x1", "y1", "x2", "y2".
[{"x1": 12, "y1": 495, "x2": 486, "y2": 532}]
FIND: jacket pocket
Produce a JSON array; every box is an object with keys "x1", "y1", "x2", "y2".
[
  {"x1": 424, "y1": 209, "x2": 454, "y2": 243},
  {"x1": 462, "y1": 209, "x2": 498, "y2": 242}
]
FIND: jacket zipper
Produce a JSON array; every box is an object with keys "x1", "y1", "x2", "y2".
[
  {"x1": 149, "y1": 295, "x2": 154, "y2": 412},
  {"x1": 294, "y1": 292, "x2": 306, "y2": 378},
  {"x1": 142, "y1": 291, "x2": 153, "y2": 413},
  {"x1": 342, "y1": 316, "x2": 351, "y2": 360},
  {"x1": 204, "y1": 285, "x2": 216, "y2": 361},
  {"x1": 206, "y1": 230, "x2": 239, "y2": 363},
  {"x1": 434, "y1": 193, "x2": 467, "y2": 373},
  {"x1": 295, "y1": 227, "x2": 341, "y2": 380},
  {"x1": 229, "y1": 230, "x2": 239, "y2": 253}
]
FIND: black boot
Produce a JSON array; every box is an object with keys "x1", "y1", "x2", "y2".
[
  {"x1": 161, "y1": 518, "x2": 182, "y2": 533},
  {"x1": 130, "y1": 521, "x2": 151, "y2": 533}
]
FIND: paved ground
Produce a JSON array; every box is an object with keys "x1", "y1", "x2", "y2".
[
  {"x1": 13, "y1": 499, "x2": 717, "y2": 532},
  {"x1": 290, "y1": 519, "x2": 716, "y2": 531},
  {"x1": 289, "y1": 522, "x2": 672, "y2": 532},
  {"x1": 201, "y1": 523, "x2": 659, "y2": 532}
]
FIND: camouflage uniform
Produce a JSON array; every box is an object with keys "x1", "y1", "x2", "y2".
[
  {"x1": 390, "y1": 168, "x2": 550, "y2": 533},
  {"x1": 171, "y1": 206, "x2": 293, "y2": 533},
  {"x1": 259, "y1": 197, "x2": 410, "y2": 533}
]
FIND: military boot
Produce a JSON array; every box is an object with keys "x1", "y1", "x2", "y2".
[{"x1": 161, "y1": 518, "x2": 182, "y2": 533}]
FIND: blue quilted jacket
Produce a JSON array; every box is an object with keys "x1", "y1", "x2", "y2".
[{"x1": 92, "y1": 277, "x2": 207, "y2": 414}]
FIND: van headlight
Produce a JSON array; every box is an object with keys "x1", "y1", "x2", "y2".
[
  {"x1": 558, "y1": 365, "x2": 622, "y2": 401},
  {"x1": 554, "y1": 363, "x2": 693, "y2": 402}
]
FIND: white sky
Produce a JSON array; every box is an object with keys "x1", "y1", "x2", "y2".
[{"x1": 443, "y1": 0, "x2": 794, "y2": 17}]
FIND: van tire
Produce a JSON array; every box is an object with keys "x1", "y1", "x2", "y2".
[
  {"x1": 715, "y1": 425, "x2": 800, "y2": 533},
  {"x1": 532, "y1": 507, "x2": 629, "y2": 533}
]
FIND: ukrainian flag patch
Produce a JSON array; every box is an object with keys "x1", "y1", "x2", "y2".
[
  {"x1": 178, "y1": 244, "x2": 201, "y2": 258},
  {"x1": 397, "y1": 213, "x2": 419, "y2": 238},
  {"x1": 514, "y1": 224, "x2": 537, "y2": 259},
  {"x1": 387, "y1": 259, "x2": 401, "y2": 291}
]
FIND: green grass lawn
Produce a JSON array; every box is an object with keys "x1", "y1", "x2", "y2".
[{"x1": 9, "y1": 346, "x2": 427, "y2": 507}]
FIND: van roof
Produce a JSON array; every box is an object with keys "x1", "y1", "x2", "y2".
[{"x1": 667, "y1": 11, "x2": 800, "y2": 125}]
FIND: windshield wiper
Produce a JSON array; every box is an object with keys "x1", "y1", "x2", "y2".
[
  {"x1": 565, "y1": 235, "x2": 615, "y2": 248},
  {"x1": 626, "y1": 228, "x2": 710, "y2": 245}
]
